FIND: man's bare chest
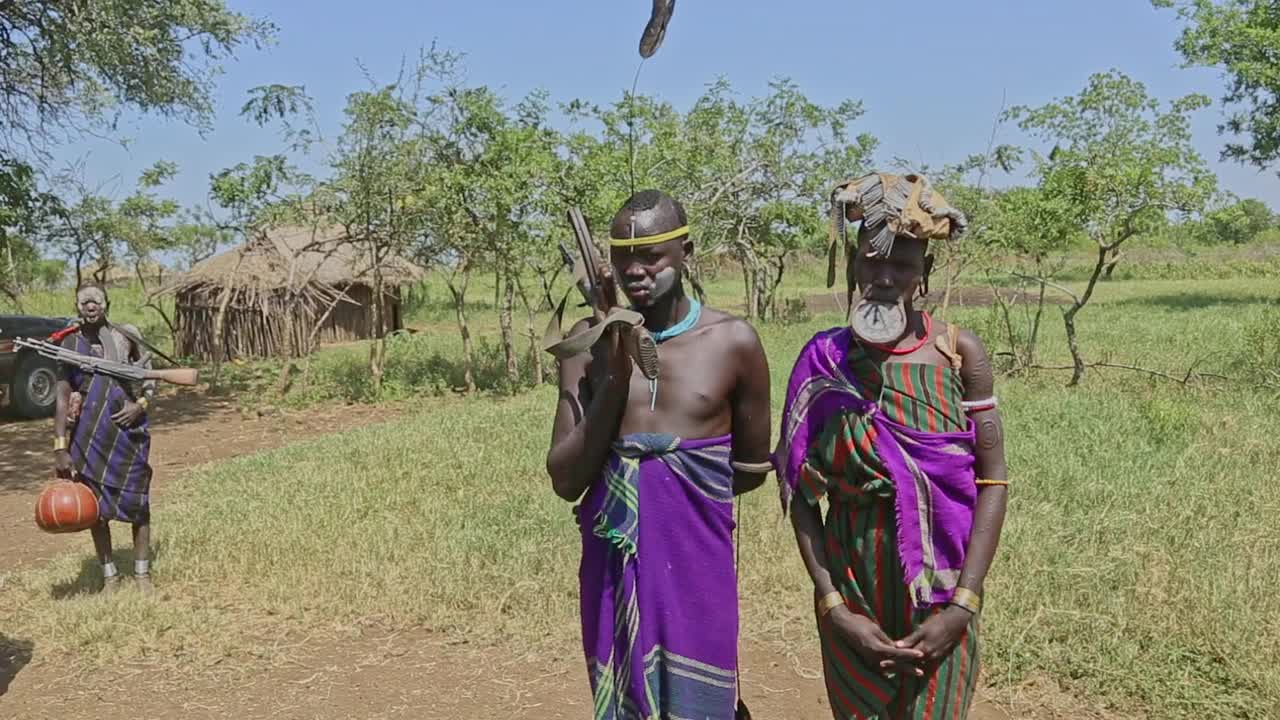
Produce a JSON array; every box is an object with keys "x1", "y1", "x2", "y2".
[{"x1": 617, "y1": 341, "x2": 734, "y2": 431}]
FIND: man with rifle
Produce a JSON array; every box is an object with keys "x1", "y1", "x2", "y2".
[
  {"x1": 546, "y1": 190, "x2": 771, "y2": 719},
  {"x1": 51, "y1": 285, "x2": 167, "y2": 594}
]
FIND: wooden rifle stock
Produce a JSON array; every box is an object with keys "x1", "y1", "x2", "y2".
[{"x1": 144, "y1": 367, "x2": 199, "y2": 386}]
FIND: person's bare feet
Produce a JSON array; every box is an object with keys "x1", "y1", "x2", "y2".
[
  {"x1": 101, "y1": 575, "x2": 121, "y2": 595},
  {"x1": 134, "y1": 574, "x2": 154, "y2": 596}
]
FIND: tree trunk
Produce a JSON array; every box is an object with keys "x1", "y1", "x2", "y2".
[
  {"x1": 990, "y1": 280, "x2": 1020, "y2": 368},
  {"x1": 762, "y1": 252, "x2": 788, "y2": 320},
  {"x1": 135, "y1": 262, "x2": 177, "y2": 347},
  {"x1": 1063, "y1": 243, "x2": 1113, "y2": 387},
  {"x1": 753, "y1": 268, "x2": 767, "y2": 320},
  {"x1": 369, "y1": 244, "x2": 387, "y2": 395},
  {"x1": 498, "y1": 265, "x2": 519, "y2": 386},
  {"x1": 447, "y1": 261, "x2": 476, "y2": 394},
  {"x1": 3, "y1": 236, "x2": 15, "y2": 290},
  {"x1": 0, "y1": 283, "x2": 22, "y2": 311},
  {"x1": 940, "y1": 246, "x2": 958, "y2": 318},
  {"x1": 515, "y1": 276, "x2": 544, "y2": 385},
  {"x1": 1102, "y1": 248, "x2": 1123, "y2": 281},
  {"x1": 276, "y1": 307, "x2": 296, "y2": 396},
  {"x1": 1028, "y1": 278, "x2": 1047, "y2": 367},
  {"x1": 1064, "y1": 307, "x2": 1084, "y2": 387}
]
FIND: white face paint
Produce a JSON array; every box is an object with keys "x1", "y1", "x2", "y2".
[
  {"x1": 77, "y1": 287, "x2": 105, "y2": 305},
  {"x1": 76, "y1": 288, "x2": 107, "y2": 323},
  {"x1": 650, "y1": 266, "x2": 679, "y2": 301},
  {"x1": 626, "y1": 264, "x2": 681, "y2": 308}
]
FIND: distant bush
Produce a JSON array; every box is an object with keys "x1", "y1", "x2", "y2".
[{"x1": 289, "y1": 333, "x2": 534, "y2": 406}]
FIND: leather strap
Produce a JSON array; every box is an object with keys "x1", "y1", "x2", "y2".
[
  {"x1": 542, "y1": 288, "x2": 646, "y2": 360},
  {"x1": 934, "y1": 323, "x2": 963, "y2": 370}
]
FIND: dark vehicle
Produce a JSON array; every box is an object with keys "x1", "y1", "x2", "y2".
[{"x1": 0, "y1": 314, "x2": 75, "y2": 418}]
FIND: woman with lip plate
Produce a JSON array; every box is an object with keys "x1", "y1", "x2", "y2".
[{"x1": 773, "y1": 173, "x2": 1010, "y2": 720}]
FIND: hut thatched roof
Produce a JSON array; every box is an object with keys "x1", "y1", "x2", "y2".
[{"x1": 156, "y1": 224, "x2": 424, "y2": 299}]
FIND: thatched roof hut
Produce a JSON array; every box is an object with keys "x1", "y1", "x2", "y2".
[{"x1": 157, "y1": 225, "x2": 424, "y2": 362}]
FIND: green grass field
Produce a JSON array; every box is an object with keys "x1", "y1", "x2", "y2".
[{"x1": 2, "y1": 257, "x2": 1279, "y2": 718}]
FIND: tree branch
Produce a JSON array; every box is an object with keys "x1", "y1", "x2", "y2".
[
  {"x1": 1028, "y1": 359, "x2": 1229, "y2": 385},
  {"x1": 1008, "y1": 272, "x2": 1081, "y2": 304}
]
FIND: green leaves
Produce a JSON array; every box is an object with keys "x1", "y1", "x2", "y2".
[
  {"x1": 0, "y1": 0, "x2": 274, "y2": 149},
  {"x1": 1008, "y1": 69, "x2": 1215, "y2": 250},
  {"x1": 1158, "y1": 0, "x2": 1280, "y2": 171}
]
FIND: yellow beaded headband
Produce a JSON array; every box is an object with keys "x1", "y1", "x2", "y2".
[{"x1": 609, "y1": 225, "x2": 690, "y2": 248}]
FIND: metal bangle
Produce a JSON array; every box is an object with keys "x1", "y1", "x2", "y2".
[
  {"x1": 817, "y1": 591, "x2": 845, "y2": 617},
  {"x1": 949, "y1": 587, "x2": 982, "y2": 615},
  {"x1": 731, "y1": 460, "x2": 773, "y2": 474}
]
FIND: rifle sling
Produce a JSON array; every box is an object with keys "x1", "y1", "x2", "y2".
[
  {"x1": 542, "y1": 288, "x2": 646, "y2": 360},
  {"x1": 105, "y1": 321, "x2": 178, "y2": 366}
]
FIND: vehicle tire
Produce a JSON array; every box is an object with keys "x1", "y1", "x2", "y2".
[{"x1": 12, "y1": 352, "x2": 58, "y2": 419}]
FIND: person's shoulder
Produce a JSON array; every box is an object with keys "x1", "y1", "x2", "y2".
[
  {"x1": 934, "y1": 318, "x2": 992, "y2": 379},
  {"x1": 946, "y1": 323, "x2": 989, "y2": 361},
  {"x1": 699, "y1": 306, "x2": 763, "y2": 352}
]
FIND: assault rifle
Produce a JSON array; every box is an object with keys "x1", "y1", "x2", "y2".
[
  {"x1": 14, "y1": 337, "x2": 199, "y2": 387},
  {"x1": 543, "y1": 208, "x2": 659, "y2": 383}
]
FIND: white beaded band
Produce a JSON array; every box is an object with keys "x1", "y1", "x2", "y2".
[
  {"x1": 135, "y1": 559, "x2": 150, "y2": 576},
  {"x1": 962, "y1": 397, "x2": 998, "y2": 412}
]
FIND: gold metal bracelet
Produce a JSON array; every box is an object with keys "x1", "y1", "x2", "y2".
[
  {"x1": 138, "y1": 397, "x2": 150, "y2": 411},
  {"x1": 949, "y1": 587, "x2": 982, "y2": 615},
  {"x1": 976, "y1": 478, "x2": 1009, "y2": 487},
  {"x1": 817, "y1": 591, "x2": 845, "y2": 617},
  {"x1": 53, "y1": 436, "x2": 68, "y2": 451}
]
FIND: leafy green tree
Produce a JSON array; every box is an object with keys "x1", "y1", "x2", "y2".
[
  {"x1": 0, "y1": 158, "x2": 62, "y2": 305},
  {"x1": 413, "y1": 50, "x2": 563, "y2": 392},
  {"x1": 0, "y1": 0, "x2": 273, "y2": 256},
  {"x1": 561, "y1": 79, "x2": 874, "y2": 319},
  {"x1": 1199, "y1": 195, "x2": 1275, "y2": 243},
  {"x1": 330, "y1": 76, "x2": 428, "y2": 392},
  {"x1": 0, "y1": 0, "x2": 274, "y2": 152},
  {"x1": 1008, "y1": 70, "x2": 1217, "y2": 385},
  {"x1": 1157, "y1": 0, "x2": 1280, "y2": 173}
]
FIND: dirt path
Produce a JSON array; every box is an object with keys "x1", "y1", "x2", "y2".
[
  {"x1": 0, "y1": 391, "x2": 1023, "y2": 719},
  {"x1": 1, "y1": 630, "x2": 1015, "y2": 720},
  {"x1": 0, "y1": 390, "x2": 400, "y2": 573}
]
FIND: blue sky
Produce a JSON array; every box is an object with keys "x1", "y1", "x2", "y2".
[{"x1": 50, "y1": 0, "x2": 1280, "y2": 212}]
